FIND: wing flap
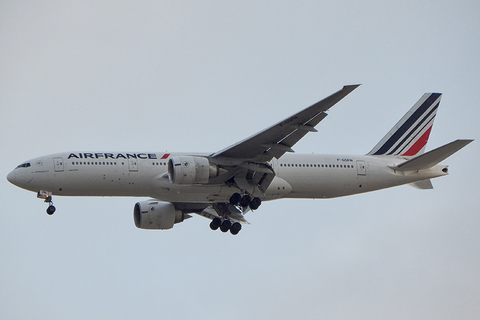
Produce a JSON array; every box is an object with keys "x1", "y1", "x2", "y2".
[{"x1": 195, "y1": 204, "x2": 250, "y2": 224}]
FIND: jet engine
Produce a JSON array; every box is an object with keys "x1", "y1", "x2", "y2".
[
  {"x1": 134, "y1": 201, "x2": 186, "y2": 230},
  {"x1": 168, "y1": 156, "x2": 219, "y2": 184}
]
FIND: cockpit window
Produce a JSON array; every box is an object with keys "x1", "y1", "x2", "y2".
[{"x1": 16, "y1": 163, "x2": 31, "y2": 169}]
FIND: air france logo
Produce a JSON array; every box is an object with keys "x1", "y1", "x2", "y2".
[{"x1": 67, "y1": 153, "x2": 170, "y2": 160}]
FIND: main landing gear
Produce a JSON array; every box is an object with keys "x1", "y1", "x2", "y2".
[
  {"x1": 228, "y1": 193, "x2": 262, "y2": 210},
  {"x1": 209, "y1": 193, "x2": 262, "y2": 235},
  {"x1": 209, "y1": 217, "x2": 242, "y2": 235}
]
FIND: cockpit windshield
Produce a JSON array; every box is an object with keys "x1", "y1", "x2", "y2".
[{"x1": 16, "y1": 163, "x2": 31, "y2": 169}]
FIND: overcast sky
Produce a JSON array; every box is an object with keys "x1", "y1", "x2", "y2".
[{"x1": 1, "y1": 1, "x2": 479, "y2": 319}]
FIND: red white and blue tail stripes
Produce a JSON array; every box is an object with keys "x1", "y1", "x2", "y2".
[{"x1": 368, "y1": 93, "x2": 441, "y2": 156}]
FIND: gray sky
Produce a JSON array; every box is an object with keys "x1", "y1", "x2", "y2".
[{"x1": 1, "y1": 1, "x2": 479, "y2": 319}]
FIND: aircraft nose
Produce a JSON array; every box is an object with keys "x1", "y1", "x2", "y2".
[{"x1": 7, "y1": 170, "x2": 17, "y2": 185}]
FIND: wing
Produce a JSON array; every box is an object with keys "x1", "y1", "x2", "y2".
[
  {"x1": 172, "y1": 86, "x2": 360, "y2": 232},
  {"x1": 211, "y1": 84, "x2": 360, "y2": 162}
]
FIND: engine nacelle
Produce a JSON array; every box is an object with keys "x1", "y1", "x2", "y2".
[
  {"x1": 168, "y1": 156, "x2": 219, "y2": 184},
  {"x1": 133, "y1": 201, "x2": 185, "y2": 230}
]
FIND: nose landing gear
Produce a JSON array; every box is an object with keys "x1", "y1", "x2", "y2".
[
  {"x1": 37, "y1": 190, "x2": 56, "y2": 215},
  {"x1": 46, "y1": 200, "x2": 56, "y2": 215}
]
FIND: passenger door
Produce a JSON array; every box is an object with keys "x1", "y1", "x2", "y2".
[{"x1": 53, "y1": 157, "x2": 64, "y2": 172}]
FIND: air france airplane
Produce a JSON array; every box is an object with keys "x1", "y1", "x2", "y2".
[{"x1": 7, "y1": 85, "x2": 473, "y2": 235}]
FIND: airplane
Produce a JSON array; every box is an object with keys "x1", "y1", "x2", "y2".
[{"x1": 7, "y1": 85, "x2": 473, "y2": 235}]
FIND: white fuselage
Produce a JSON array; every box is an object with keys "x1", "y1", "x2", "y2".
[{"x1": 7, "y1": 151, "x2": 448, "y2": 203}]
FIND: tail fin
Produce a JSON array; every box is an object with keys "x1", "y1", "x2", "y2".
[{"x1": 368, "y1": 93, "x2": 442, "y2": 156}]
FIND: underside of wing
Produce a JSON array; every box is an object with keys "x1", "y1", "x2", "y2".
[
  {"x1": 173, "y1": 202, "x2": 250, "y2": 224},
  {"x1": 196, "y1": 204, "x2": 250, "y2": 224}
]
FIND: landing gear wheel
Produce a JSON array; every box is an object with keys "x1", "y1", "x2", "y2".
[
  {"x1": 239, "y1": 195, "x2": 252, "y2": 208},
  {"x1": 250, "y1": 197, "x2": 262, "y2": 210},
  {"x1": 229, "y1": 193, "x2": 242, "y2": 205},
  {"x1": 220, "y1": 220, "x2": 232, "y2": 233},
  {"x1": 46, "y1": 205, "x2": 56, "y2": 215},
  {"x1": 230, "y1": 222, "x2": 242, "y2": 235},
  {"x1": 210, "y1": 218, "x2": 221, "y2": 230}
]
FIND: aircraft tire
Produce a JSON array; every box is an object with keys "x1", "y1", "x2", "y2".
[
  {"x1": 220, "y1": 220, "x2": 231, "y2": 233},
  {"x1": 230, "y1": 222, "x2": 242, "y2": 235},
  {"x1": 229, "y1": 193, "x2": 241, "y2": 205},
  {"x1": 239, "y1": 195, "x2": 251, "y2": 208},
  {"x1": 46, "y1": 205, "x2": 56, "y2": 215},
  {"x1": 210, "y1": 218, "x2": 221, "y2": 230},
  {"x1": 250, "y1": 197, "x2": 262, "y2": 210}
]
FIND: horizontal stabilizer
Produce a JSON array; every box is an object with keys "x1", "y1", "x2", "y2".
[{"x1": 391, "y1": 139, "x2": 473, "y2": 171}]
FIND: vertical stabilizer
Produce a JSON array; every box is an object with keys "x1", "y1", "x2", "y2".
[{"x1": 368, "y1": 93, "x2": 441, "y2": 156}]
